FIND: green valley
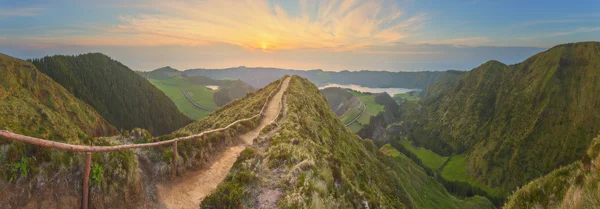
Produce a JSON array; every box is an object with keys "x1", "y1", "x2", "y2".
[
  {"x1": 141, "y1": 67, "x2": 255, "y2": 120},
  {"x1": 201, "y1": 76, "x2": 494, "y2": 209}
]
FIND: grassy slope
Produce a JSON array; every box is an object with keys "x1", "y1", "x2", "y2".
[
  {"x1": 393, "y1": 92, "x2": 421, "y2": 102},
  {"x1": 415, "y1": 42, "x2": 600, "y2": 191},
  {"x1": 399, "y1": 138, "x2": 448, "y2": 171},
  {"x1": 440, "y1": 154, "x2": 501, "y2": 196},
  {"x1": 380, "y1": 145, "x2": 495, "y2": 209},
  {"x1": 148, "y1": 78, "x2": 212, "y2": 120},
  {"x1": 0, "y1": 54, "x2": 139, "y2": 197},
  {"x1": 505, "y1": 135, "x2": 600, "y2": 209},
  {"x1": 201, "y1": 76, "x2": 493, "y2": 209},
  {"x1": 341, "y1": 108, "x2": 362, "y2": 126},
  {"x1": 29, "y1": 53, "x2": 192, "y2": 136},
  {"x1": 343, "y1": 90, "x2": 384, "y2": 132},
  {"x1": 160, "y1": 76, "x2": 219, "y2": 110},
  {"x1": 0, "y1": 54, "x2": 116, "y2": 141}
]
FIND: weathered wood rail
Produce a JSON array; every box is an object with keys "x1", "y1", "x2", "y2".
[{"x1": 0, "y1": 78, "x2": 285, "y2": 209}]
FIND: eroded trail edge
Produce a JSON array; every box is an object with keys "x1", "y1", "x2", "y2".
[{"x1": 157, "y1": 77, "x2": 290, "y2": 209}]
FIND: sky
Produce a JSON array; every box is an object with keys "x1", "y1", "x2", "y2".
[{"x1": 0, "y1": 0, "x2": 598, "y2": 71}]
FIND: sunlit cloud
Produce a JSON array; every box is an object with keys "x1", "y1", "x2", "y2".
[{"x1": 113, "y1": 0, "x2": 425, "y2": 51}]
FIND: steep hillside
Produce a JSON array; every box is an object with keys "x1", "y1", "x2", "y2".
[
  {"x1": 0, "y1": 54, "x2": 135, "y2": 207},
  {"x1": 201, "y1": 76, "x2": 493, "y2": 209},
  {"x1": 185, "y1": 67, "x2": 466, "y2": 89},
  {"x1": 321, "y1": 87, "x2": 360, "y2": 116},
  {"x1": 0, "y1": 53, "x2": 116, "y2": 140},
  {"x1": 505, "y1": 135, "x2": 600, "y2": 209},
  {"x1": 29, "y1": 53, "x2": 192, "y2": 135},
  {"x1": 358, "y1": 92, "x2": 402, "y2": 144},
  {"x1": 411, "y1": 42, "x2": 600, "y2": 190}
]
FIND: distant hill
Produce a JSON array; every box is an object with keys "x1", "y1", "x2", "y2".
[
  {"x1": 183, "y1": 67, "x2": 465, "y2": 89},
  {"x1": 405, "y1": 41, "x2": 600, "y2": 191},
  {"x1": 29, "y1": 53, "x2": 192, "y2": 135},
  {"x1": 137, "y1": 66, "x2": 181, "y2": 80},
  {"x1": 201, "y1": 76, "x2": 494, "y2": 209}
]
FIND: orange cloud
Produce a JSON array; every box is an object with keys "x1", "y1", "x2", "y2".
[{"x1": 114, "y1": 0, "x2": 425, "y2": 51}]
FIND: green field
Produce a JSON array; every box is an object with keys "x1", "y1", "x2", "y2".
[
  {"x1": 440, "y1": 154, "x2": 501, "y2": 196},
  {"x1": 347, "y1": 122, "x2": 363, "y2": 133},
  {"x1": 393, "y1": 92, "x2": 420, "y2": 103},
  {"x1": 399, "y1": 138, "x2": 448, "y2": 171},
  {"x1": 379, "y1": 145, "x2": 495, "y2": 209},
  {"x1": 341, "y1": 106, "x2": 362, "y2": 124},
  {"x1": 148, "y1": 77, "x2": 215, "y2": 120},
  {"x1": 348, "y1": 91, "x2": 385, "y2": 125}
]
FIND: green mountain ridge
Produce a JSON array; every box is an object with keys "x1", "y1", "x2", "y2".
[
  {"x1": 201, "y1": 76, "x2": 494, "y2": 209},
  {"x1": 405, "y1": 41, "x2": 600, "y2": 192},
  {"x1": 29, "y1": 53, "x2": 193, "y2": 135}
]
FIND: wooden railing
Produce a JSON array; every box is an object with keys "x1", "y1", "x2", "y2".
[{"x1": 0, "y1": 78, "x2": 285, "y2": 209}]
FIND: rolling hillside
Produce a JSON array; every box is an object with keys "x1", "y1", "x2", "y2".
[
  {"x1": 29, "y1": 53, "x2": 192, "y2": 135},
  {"x1": 406, "y1": 42, "x2": 600, "y2": 192},
  {"x1": 201, "y1": 76, "x2": 494, "y2": 209}
]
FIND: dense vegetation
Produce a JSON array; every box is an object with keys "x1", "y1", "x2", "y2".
[
  {"x1": 0, "y1": 54, "x2": 143, "y2": 208},
  {"x1": 185, "y1": 66, "x2": 465, "y2": 89},
  {"x1": 0, "y1": 54, "x2": 117, "y2": 175},
  {"x1": 201, "y1": 76, "x2": 493, "y2": 209},
  {"x1": 505, "y1": 135, "x2": 600, "y2": 209},
  {"x1": 29, "y1": 53, "x2": 192, "y2": 135},
  {"x1": 399, "y1": 42, "x2": 600, "y2": 192}
]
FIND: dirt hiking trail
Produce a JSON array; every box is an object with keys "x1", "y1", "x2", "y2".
[{"x1": 157, "y1": 77, "x2": 290, "y2": 209}]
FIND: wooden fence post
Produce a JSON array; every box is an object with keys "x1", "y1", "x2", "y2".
[
  {"x1": 82, "y1": 152, "x2": 92, "y2": 209},
  {"x1": 172, "y1": 141, "x2": 178, "y2": 176}
]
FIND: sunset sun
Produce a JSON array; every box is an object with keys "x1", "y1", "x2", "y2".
[{"x1": 260, "y1": 42, "x2": 268, "y2": 50}]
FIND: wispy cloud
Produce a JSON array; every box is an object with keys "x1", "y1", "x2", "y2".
[
  {"x1": 518, "y1": 27, "x2": 600, "y2": 40},
  {"x1": 79, "y1": 0, "x2": 426, "y2": 51},
  {"x1": 0, "y1": 7, "x2": 45, "y2": 17}
]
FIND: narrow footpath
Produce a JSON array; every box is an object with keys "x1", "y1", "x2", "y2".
[{"x1": 157, "y1": 77, "x2": 290, "y2": 209}]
